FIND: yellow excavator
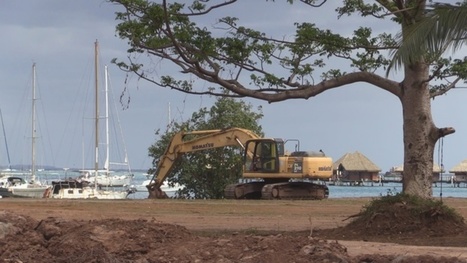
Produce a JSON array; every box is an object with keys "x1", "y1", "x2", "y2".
[{"x1": 146, "y1": 127, "x2": 333, "y2": 200}]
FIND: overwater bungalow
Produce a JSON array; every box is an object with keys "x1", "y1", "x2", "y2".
[
  {"x1": 332, "y1": 151, "x2": 381, "y2": 185},
  {"x1": 449, "y1": 159, "x2": 467, "y2": 184},
  {"x1": 392, "y1": 163, "x2": 444, "y2": 183}
]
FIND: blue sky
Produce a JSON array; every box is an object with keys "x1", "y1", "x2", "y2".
[{"x1": 0, "y1": 1, "x2": 466, "y2": 173}]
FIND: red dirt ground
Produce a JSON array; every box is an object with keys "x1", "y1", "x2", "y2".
[{"x1": 1, "y1": 198, "x2": 467, "y2": 262}]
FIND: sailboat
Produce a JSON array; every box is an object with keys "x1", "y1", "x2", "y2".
[
  {"x1": 0, "y1": 63, "x2": 50, "y2": 198},
  {"x1": 79, "y1": 63, "x2": 134, "y2": 188},
  {"x1": 47, "y1": 41, "x2": 133, "y2": 199}
]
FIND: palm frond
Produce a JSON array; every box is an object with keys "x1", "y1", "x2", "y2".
[{"x1": 388, "y1": 4, "x2": 467, "y2": 74}]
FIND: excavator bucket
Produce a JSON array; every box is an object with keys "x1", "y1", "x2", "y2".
[{"x1": 146, "y1": 183, "x2": 168, "y2": 199}]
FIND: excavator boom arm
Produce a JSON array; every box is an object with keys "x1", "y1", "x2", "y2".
[{"x1": 149, "y1": 128, "x2": 260, "y2": 191}]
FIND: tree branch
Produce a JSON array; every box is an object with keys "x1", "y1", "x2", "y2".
[
  {"x1": 430, "y1": 77, "x2": 462, "y2": 98},
  {"x1": 184, "y1": 0, "x2": 237, "y2": 16}
]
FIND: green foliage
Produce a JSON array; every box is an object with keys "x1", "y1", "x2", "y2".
[
  {"x1": 110, "y1": 0, "x2": 465, "y2": 98},
  {"x1": 147, "y1": 97, "x2": 263, "y2": 199},
  {"x1": 336, "y1": 0, "x2": 386, "y2": 18},
  {"x1": 110, "y1": 0, "x2": 397, "y2": 95},
  {"x1": 451, "y1": 57, "x2": 467, "y2": 79}
]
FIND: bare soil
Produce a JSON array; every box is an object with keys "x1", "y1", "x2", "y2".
[{"x1": 1, "y1": 197, "x2": 467, "y2": 262}]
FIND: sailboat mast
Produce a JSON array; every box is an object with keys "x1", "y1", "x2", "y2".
[
  {"x1": 31, "y1": 63, "x2": 37, "y2": 182},
  {"x1": 94, "y1": 40, "x2": 99, "y2": 177},
  {"x1": 0, "y1": 108, "x2": 12, "y2": 170},
  {"x1": 104, "y1": 65, "x2": 110, "y2": 175}
]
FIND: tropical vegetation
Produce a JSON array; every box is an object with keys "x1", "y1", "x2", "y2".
[
  {"x1": 147, "y1": 97, "x2": 263, "y2": 198},
  {"x1": 112, "y1": 0, "x2": 467, "y2": 199}
]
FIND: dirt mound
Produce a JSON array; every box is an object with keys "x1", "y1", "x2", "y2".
[
  {"x1": 314, "y1": 194, "x2": 467, "y2": 247},
  {"x1": 1, "y1": 210, "x2": 465, "y2": 263}
]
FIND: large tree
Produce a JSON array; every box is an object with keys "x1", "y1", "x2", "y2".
[
  {"x1": 148, "y1": 97, "x2": 263, "y2": 199},
  {"x1": 112, "y1": 0, "x2": 467, "y2": 198}
]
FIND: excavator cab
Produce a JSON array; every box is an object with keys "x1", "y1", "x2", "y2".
[{"x1": 244, "y1": 139, "x2": 284, "y2": 173}]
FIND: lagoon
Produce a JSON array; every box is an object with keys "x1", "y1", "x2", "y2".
[{"x1": 7, "y1": 170, "x2": 467, "y2": 200}]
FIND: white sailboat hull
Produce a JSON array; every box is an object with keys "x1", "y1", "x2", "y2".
[
  {"x1": 50, "y1": 187, "x2": 129, "y2": 199},
  {"x1": 0, "y1": 176, "x2": 49, "y2": 198},
  {"x1": 0, "y1": 186, "x2": 48, "y2": 198},
  {"x1": 47, "y1": 181, "x2": 130, "y2": 199}
]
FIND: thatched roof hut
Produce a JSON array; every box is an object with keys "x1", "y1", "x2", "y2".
[
  {"x1": 448, "y1": 160, "x2": 467, "y2": 183},
  {"x1": 391, "y1": 163, "x2": 444, "y2": 183},
  {"x1": 332, "y1": 151, "x2": 381, "y2": 183},
  {"x1": 333, "y1": 151, "x2": 381, "y2": 172},
  {"x1": 449, "y1": 159, "x2": 467, "y2": 174}
]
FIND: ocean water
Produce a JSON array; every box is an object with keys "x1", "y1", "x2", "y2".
[
  {"x1": 327, "y1": 183, "x2": 466, "y2": 199},
  {"x1": 9, "y1": 170, "x2": 467, "y2": 200}
]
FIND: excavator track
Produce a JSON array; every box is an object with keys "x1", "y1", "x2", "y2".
[
  {"x1": 224, "y1": 182, "x2": 265, "y2": 199},
  {"x1": 261, "y1": 182, "x2": 329, "y2": 200}
]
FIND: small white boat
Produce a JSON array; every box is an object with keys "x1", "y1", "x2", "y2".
[
  {"x1": 46, "y1": 180, "x2": 133, "y2": 199},
  {"x1": 0, "y1": 176, "x2": 49, "y2": 198}
]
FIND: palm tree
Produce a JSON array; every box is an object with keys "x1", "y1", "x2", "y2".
[{"x1": 390, "y1": 3, "x2": 467, "y2": 71}]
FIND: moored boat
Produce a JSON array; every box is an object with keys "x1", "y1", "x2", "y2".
[
  {"x1": 49, "y1": 41, "x2": 131, "y2": 199},
  {"x1": 0, "y1": 64, "x2": 50, "y2": 198},
  {"x1": 0, "y1": 176, "x2": 48, "y2": 198},
  {"x1": 46, "y1": 179, "x2": 134, "y2": 199}
]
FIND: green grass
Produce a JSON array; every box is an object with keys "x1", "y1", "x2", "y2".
[{"x1": 360, "y1": 193, "x2": 464, "y2": 224}]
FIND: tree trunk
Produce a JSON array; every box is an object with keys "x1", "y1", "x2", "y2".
[{"x1": 401, "y1": 64, "x2": 438, "y2": 198}]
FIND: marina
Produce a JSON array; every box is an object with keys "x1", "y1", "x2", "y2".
[{"x1": 2, "y1": 169, "x2": 467, "y2": 200}]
